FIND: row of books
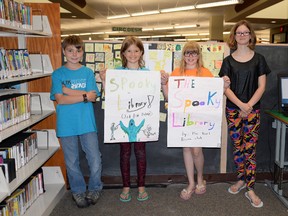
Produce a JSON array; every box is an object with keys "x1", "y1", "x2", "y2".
[
  {"x1": 0, "y1": 168, "x2": 44, "y2": 216},
  {"x1": 0, "y1": 131, "x2": 38, "y2": 180},
  {"x1": 0, "y1": 93, "x2": 31, "y2": 131},
  {"x1": 0, "y1": 48, "x2": 32, "y2": 80},
  {"x1": 0, "y1": 0, "x2": 32, "y2": 29}
]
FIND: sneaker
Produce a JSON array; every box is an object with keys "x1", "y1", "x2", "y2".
[
  {"x1": 86, "y1": 190, "x2": 101, "y2": 205},
  {"x1": 72, "y1": 193, "x2": 89, "y2": 208}
]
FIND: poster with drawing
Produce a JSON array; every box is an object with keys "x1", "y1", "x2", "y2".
[
  {"x1": 167, "y1": 77, "x2": 224, "y2": 148},
  {"x1": 104, "y1": 69, "x2": 161, "y2": 143}
]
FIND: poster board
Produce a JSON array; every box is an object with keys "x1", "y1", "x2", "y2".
[
  {"x1": 167, "y1": 77, "x2": 224, "y2": 147},
  {"x1": 104, "y1": 69, "x2": 161, "y2": 143}
]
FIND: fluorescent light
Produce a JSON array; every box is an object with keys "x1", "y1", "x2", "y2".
[
  {"x1": 174, "y1": 39, "x2": 188, "y2": 42},
  {"x1": 199, "y1": 32, "x2": 209, "y2": 36},
  {"x1": 196, "y1": 0, "x2": 243, "y2": 9},
  {"x1": 131, "y1": 10, "x2": 160, "y2": 17},
  {"x1": 138, "y1": 36, "x2": 151, "y2": 39},
  {"x1": 142, "y1": 28, "x2": 153, "y2": 31},
  {"x1": 174, "y1": 24, "x2": 199, "y2": 29},
  {"x1": 151, "y1": 35, "x2": 166, "y2": 38},
  {"x1": 223, "y1": 31, "x2": 230, "y2": 35},
  {"x1": 79, "y1": 33, "x2": 91, "y2": 36},
  {"x1": 182, "y1": 33, "x2": 198, "y2": 36},
  {"x1": 104, "y1": 31, "x2": 117, "y2": 34},
  {"x1": 165, "y1": 34, "x2": 181, "y2": 37},
  {"x1": 161, "y1": 5, "x2": 195, "y2": 13},
  {"x1": 107, "y1": 14, "x2": 130, "y2": 19},
  {"x1": 154, "y1": 26, "x2": 173, "y2": 30}
]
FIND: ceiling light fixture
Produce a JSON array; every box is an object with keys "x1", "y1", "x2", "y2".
[
  {"x1": 154, "y1": 26, "x2": 174, "y2": 30},
  {"x1": 142, "y1": 28, "x2": 154, "y2": 31},
  {"x1": 182, "y1": 33, "x2": 198, "y2": 36},
  {"x1": 174, "y1": 24, "x2": 199, "y2": 29},
  {"x1": 131, "y1": 10, "x2": 160, "y2": 17},
  {"x1": 107, "y1": 14, "x2": 130, "y2": 19},
  {"x1": 196, "y1": 0, "x2": 243, "y2": 9},
  {"x1": 161, "y1": 5, "x2": 195, "y2": 13}
]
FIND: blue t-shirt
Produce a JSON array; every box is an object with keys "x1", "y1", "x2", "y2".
[{"x1": 50, "y1": 65, "x2": 100, "y2": 137}]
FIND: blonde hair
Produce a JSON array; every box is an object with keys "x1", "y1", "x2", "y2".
[
  {"x1": 179, "y1": 41, "x2": 204, "y2": 76},
  {"x1": 227, "y1": 20, "x2": 257, "y2": 50},
  {"x1": 120, "y1": 36, "x2": 145, "y2": 68}
]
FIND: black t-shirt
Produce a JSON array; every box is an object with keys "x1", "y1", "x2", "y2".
[{"x1": 219, "y1": 52, "x2": 271, "y2": 109}]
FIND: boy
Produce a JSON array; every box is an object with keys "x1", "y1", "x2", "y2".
[{"x1": 50, "y1": 35, "x2": 102, "y2": 208}]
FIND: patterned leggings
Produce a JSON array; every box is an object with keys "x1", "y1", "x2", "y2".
[
  {"x1": 226, "y1": 108, "x2": 260, "y2": 190},
  {"x1": 120, "y1": 142, "x2": 146, "y2": 188}
]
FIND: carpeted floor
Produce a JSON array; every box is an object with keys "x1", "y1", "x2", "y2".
[{"x1": 49, "y1": 181, "x2": 288, "y2": 216}]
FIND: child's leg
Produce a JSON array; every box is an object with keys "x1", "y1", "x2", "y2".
[
  {"x1": 191, "y1": 147, "x2": 204, "y2": 186},
  {"x1": 134, "y1": 142, "x2": 146, "y2": 190},
  {"x1": 120, "y1": 143, "x2": 132, "y2": 188},
  {"x1": 243, "y1": 110, "x2": 260, "y2": 191},
  {"x1": 226, "y1": 108, "x2": 245, "y2": 182},
  {"x1": 79, "y1": 132, "x2": 103, "y2": 192},
  {"x1": 183, "y1": 147, "x2": 196, "y2": 190},
  {"x1": 60, "y1": 135, "x2": 86, "y2": 194}
]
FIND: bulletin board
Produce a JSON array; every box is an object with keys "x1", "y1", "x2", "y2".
[{"x1": 79, "y1": 40, "x2": 231, "y2": 176}]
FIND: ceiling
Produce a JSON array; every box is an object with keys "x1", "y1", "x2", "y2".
[{"x1": 25, "y1": 0, "x2": 288, "y2": 41}]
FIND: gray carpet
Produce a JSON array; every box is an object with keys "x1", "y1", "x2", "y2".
[{"x1": 49, "y1": 182, "x2": 288, "y2": 216}]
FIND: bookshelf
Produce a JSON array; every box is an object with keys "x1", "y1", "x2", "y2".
[{"x1": 0, "y1": 2, "x2": 66, "y2": 216}]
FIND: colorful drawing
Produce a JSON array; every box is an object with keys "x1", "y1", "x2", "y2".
[
  {"x1": 104, "y1": 70, "x2": 161, "y2": 143},
  {"x1": 167, "y1": 77, "x2": 224, "y2": 148},
  {"x1": 120, "y1": 119, "x2": 145, "y2": 142}
]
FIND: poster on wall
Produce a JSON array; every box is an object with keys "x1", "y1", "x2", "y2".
[
  {"x1": 167, "y1": 77, "x2": 224, "y2": 148},
  {"x1": 104, "y1": 69, "x2": 161, "y2": 143}
]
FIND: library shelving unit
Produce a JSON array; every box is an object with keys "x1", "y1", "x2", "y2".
[{"x1": 0, "y1": 3, "x2": 66, "y2": 216}]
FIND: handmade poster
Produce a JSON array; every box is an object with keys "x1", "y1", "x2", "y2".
[
  {"x1": 167, "y1": 77, "x2": 224, "y2": 148},
  {"x1": 104, "y1": 69, "x2": 161, "y2": 143}
]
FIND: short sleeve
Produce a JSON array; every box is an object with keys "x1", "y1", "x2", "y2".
[
  {"x1": 258, "y1": 53, "x2": 271, "y2": 76},
  {"x1": 50, "y1": 70, "x2": 63, "y2": 101},
  {"x1": 218, "y1": 57, "x2": 230, "y2": 77}
]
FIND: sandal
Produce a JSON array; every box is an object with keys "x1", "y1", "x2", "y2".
[
  {"x1": 119, "y1": 191, "x2": 131, "y2": 202},
  {"x1": 180, "y1": 188, "x2": 195, "y2": 200},
  {"x1": 137, "y1": 190, "x2": 149, "y2": 201},
  {"x1": 245, "y1": 192, "x2": 263, "y2": 208},
  {"x1": 228, "y1": 183, "x2": 246, "y2": 195},
  {"x1": 195, "y1": 180, "x2": 206, "y2": 195}
]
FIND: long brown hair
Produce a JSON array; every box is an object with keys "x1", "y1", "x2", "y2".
[
  {"x1": 179, "y1": 41, "x2": 204, "y2": 76},
  {"x1": 227, "y1": 20, "x2": 257, "y2": 50},
  {"x1": 120, "y1": 36, "x2": 145, "y2": 68}
]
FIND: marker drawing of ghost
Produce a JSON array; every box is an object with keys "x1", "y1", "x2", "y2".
[{"x1": 120, "y1": 119, "x2": 145, "y2": 142}]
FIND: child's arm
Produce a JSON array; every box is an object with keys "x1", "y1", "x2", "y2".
[
  {"x1": 62, "y1": 85, "x2": 86, "y2": 95},
  {"x1": 222, "y1": 76, "x2": 231, "y2": 91},
  {"x1": 160, "y1": 71, "x2": 169, "y2": 100},
  {"x1": 55, "y1": 90, "x2": 97, "y2": 104},
  {"x1": 99, "y1": 68, "x2": 107, "y2": 90}
]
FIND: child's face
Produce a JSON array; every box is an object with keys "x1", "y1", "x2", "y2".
[
  {"x1": 184, "y1": 49, "x2": 199, "y2": 68},
  {"x1": 123, "y1": 44, "x2": 142, "y2": 65},
  {"x1": 63, "y1": 45, "x2": 84, "y2": 64}
]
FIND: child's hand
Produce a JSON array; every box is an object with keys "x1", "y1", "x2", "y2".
[
  {"x1": 222, "y1": 76, "x2": 230, "y2": 90},
  {"x1": 160, "y1": 70, "x2": 169, "y2": 85},
  {"x1": 87, "y1": 90, "x2": 97, "y2": 102},
  {"x1": 99, "y1": 68, "x2": 107, "y2": 81}
]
